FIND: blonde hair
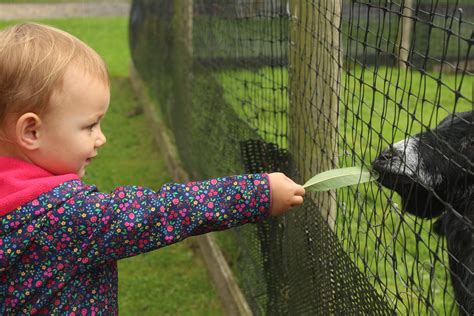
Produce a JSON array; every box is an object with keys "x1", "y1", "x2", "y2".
[{"x1": 0, "y1": 22, "x2": 109, "y2": 123}]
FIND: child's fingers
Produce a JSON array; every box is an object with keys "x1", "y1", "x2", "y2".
[
  {"x1": 291, "y1": 195, "x2": 304, "y2": 207},
  {"x1": 294, "y1": 185, "x2": 305, "y2": 196}
]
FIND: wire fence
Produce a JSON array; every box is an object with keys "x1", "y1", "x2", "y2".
[{"x1": 130, "y1": 0, "x2": 473, "y2": 314}]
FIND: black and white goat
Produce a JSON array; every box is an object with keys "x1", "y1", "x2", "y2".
[{"x1": 372, "y1": 110, "x2": 473, "y2": 314}]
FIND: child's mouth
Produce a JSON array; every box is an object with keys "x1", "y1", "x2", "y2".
[{"x1": 86, "y1": 154, "x2": 97, "y2": 165}]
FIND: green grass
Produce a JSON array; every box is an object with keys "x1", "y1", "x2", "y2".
[
  {"x1": 25, "y1": 17, "x2": 131, "y2": 77},
  {"x1": 90, "y1": 76, "x2": 223, "y2": 315},
  {"x1": 336, "y1": 66, "x2": 471, "y2": 314},
  {"x1": 218, "y1": 65, "x2": 472, "y2": 314},
  {"x1": 1, "y1": 17, "x2": 130, "y2": 76},
  {"x1": 0, "y1": 17, "x2": 223, "y2": 315}
]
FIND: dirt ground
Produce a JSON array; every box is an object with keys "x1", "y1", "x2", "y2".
[{"x1": 0, "y1": 2, "x2": 130, "y2": 20}]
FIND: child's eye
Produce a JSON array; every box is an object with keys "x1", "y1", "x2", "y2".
[{"x1": 86, "y1": 123, "x2": 98, "y2": 131}]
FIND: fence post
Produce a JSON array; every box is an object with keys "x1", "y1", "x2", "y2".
[
  {"x1": 288, "y1": 0, "x2": 341, "y2": 229},
  {"x1": 397, "y1": 0, "x2": 414, "y2": 68},
  {"x1": 171, "y1": 0, "x2": 193, "y2": 131},
  {"x1": 166, "y1": 2, "x2": 254, "y2": 314},
  {"x1": 174, "y1": 1, "x2": 193, "y2": 57}
]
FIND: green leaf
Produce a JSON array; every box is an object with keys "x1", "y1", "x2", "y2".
[{"x1": 302, "y1": 166, "x2": 377, "y2": 192}]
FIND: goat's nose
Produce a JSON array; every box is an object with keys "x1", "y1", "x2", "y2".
[{"x1": 379, "y1": 146, "x2": 399, "y2": 161}]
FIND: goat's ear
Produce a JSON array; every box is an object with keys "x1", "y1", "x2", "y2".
[{"x1": 15, "y1": 112, "x2": 42, "y2": 151}]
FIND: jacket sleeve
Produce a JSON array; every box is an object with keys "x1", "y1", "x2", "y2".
[{"x1": 61, "y1": 173, "x2": 271, "y2": 268}]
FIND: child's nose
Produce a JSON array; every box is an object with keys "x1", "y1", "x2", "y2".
[{"x1": 95, "y1": 130, "x2": 107, "y2": 147}]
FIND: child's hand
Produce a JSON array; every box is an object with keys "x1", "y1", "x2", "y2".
[{"x1": 268, "y1": 172, "x2": 305, "y2": 216}]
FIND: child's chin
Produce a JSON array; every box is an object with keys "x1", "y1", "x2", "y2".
[{"x1": 77, "y1": 168, "x2": 86, "y2": 178}]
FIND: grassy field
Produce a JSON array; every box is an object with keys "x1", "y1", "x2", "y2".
[
  {"x1": 0, "y1": 17, "x2": 223, "y2": 315},
  {"x1": 218, "y1": 65, "x2": 472, "y2": 314}
]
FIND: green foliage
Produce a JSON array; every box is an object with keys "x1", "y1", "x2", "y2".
[{"x1": 303, "y1": 166, "x2": 377, "y2": 192}]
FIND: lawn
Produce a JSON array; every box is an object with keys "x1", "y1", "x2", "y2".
[
  {"x1": 0, "y1": 16, "x2": 223, "y2": 315},
  {"x1": 217, "y1": 64, "x2": 472, "y2": 314}
]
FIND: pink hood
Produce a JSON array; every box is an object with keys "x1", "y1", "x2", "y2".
[{"x1": 0, "y1": 157, "x2": 79, "y2": 216}]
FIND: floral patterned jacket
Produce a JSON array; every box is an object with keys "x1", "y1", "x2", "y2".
[{"x1": 0, "y1": 157, "x2": 272, "y2": 315}]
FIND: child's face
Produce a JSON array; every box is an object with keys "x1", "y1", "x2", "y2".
[{"x1": 36, "y1": 65, "x2": 110, "y2": 177}]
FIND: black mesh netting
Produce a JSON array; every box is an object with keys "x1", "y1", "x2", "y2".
[{"x1": 129, "y1": 0, "x2": 473, "y2": 314}]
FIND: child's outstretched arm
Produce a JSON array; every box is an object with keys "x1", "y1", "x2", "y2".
[
  {"x1": 268, "y1": 172, "x2": 305, "y2": 216},
  {"x1": 35, "y1": 173, "x2": 305, "y2": 268}
]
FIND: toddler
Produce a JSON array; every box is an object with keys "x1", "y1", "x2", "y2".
[{"x1": 0, "y1": 23, "x2": 305, "y2": 314}]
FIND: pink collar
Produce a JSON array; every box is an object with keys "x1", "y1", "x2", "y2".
[{"x1": 0, "y1": 157, "x2": 79, "y2": 216}]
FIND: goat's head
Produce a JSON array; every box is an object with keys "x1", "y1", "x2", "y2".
[{"x1": 372, "y1": 111, "x2": 473, "y2": 218}]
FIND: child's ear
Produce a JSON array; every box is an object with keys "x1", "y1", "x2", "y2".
[{"x1": 15, "y1": 112, "x2": 42, "y2": 150}]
